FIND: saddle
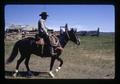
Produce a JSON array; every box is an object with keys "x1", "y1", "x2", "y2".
[
  {"x1": 35, "y1": 34, "x2": 63, "y2": 51},
  {"x1": 49, "y1": 34, "x2": 60, "y2": 47},
  {"x1": 35, "y1": 38, "x2": 45, "y2": 45},
  {"x1": 49, "y1": 34, "x2": 63, "y2": 51}
]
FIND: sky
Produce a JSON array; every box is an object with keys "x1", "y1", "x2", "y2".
[{"x1": 5, "y1": 5, "x2": 115, "y2": 32}]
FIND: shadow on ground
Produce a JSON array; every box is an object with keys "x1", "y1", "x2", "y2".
[{"x1": 5, "y1": 70, "x2": 51, "y2": 78}]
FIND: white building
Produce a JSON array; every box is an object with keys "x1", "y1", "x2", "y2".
[{"x1": 22, "y1": 25, "x2": 35, "y2": 31}]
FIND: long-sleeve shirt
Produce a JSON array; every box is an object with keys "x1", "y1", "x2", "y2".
[{"x1": 38, "y1": 18, "x2": 48, "y2": 35}]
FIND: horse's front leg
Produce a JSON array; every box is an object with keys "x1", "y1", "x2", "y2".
[
  {"x1": 48, "y1": 56, "x2": 56, "y2": 78},
  {"x1": 55, "y1": 57, "x2": 63, "y2": 72}
]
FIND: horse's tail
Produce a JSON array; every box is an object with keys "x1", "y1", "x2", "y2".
[{"x1": 6, "y1": 40, "x2": 21, "y2": 64}]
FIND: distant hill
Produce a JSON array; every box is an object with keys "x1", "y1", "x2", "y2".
[
  {"x1": 100, "y1": 32, "x2": 115, "y2": 36},
  {"x1": 77, "y1": 31, "x2": 114, "y2": 36}
]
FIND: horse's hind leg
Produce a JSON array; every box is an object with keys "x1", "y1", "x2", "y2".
[
  {"x1": 24, "y1": 55, "x2": 33, "y2": 76},
  {"x1": 13, "y1": 55, "x2": 26, "y2": 77}
]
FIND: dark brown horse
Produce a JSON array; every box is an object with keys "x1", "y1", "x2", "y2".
[{"x1": 6, "y1": 28, "x2": 80, "y2": 78}]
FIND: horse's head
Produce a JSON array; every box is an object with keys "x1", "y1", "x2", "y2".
[
  {"x1": 67, "y1": 28, "x2": 80, "y2": 45},
  {"x1": 60, "y1": 25, "x2": 80, "y2": 46}
]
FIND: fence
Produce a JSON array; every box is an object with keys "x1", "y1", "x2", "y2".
[{"x1": 77, "y1": 28, "x2": 100, "y2": 37}]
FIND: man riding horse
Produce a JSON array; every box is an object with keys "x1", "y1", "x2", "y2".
[{"x1": 35, "y1": 12, "x2": 63, "y2": 56}]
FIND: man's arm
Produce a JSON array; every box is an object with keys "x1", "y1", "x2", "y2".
[{"x1": 40, "y1": 19, "x2": 49, "y2": 35}]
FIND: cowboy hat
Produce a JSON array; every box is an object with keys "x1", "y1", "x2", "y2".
[{"x1": 39, "y1": 12, "x2": 49, "y2": 16}]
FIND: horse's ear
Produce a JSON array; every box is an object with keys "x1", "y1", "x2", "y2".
[
  {"x1": 70, "y1": 28, "x2": 73, "y2": 32},
  {"x1": 65, "y1": 24, "x2": 69, "y2": 31},
  {"x1": 65, "y1": 24, "x2": 68, "y2": 28}
]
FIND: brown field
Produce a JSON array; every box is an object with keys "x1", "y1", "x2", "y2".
[{"x1": 5, "y1": 35, "x2": 115, "y2": 79}]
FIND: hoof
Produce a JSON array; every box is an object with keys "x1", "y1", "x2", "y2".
[
  {"x1": 55, "y1": 69, "x2": 59, "y2": 72},
  {"x1": 27, "y1": 71, "x2": 33, "y2": 76},
  {"x1": 48, "y1": 71, "x2": 55, "y2": 78},
  {"x1": 13, "y1": 73, "x2": 17, "y2": 77},
  {"x1": 13, "y1": 70, "x2": 18, "y2": 77},
  {"x1": 55, "y1": 67, "x2": 61, "y2": 72}
]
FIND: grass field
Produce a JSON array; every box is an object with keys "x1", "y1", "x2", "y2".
[{"x1": 5, "y1": 34, "x2": 115, "y2": 79}]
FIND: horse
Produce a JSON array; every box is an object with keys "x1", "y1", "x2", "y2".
[{"x1": 6, "y1": 28, "x2": 80, "y2": 78}]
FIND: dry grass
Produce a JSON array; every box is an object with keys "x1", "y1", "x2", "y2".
[{"x1": 5, "y1": 35, "x2": 115, "y2": 79}]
